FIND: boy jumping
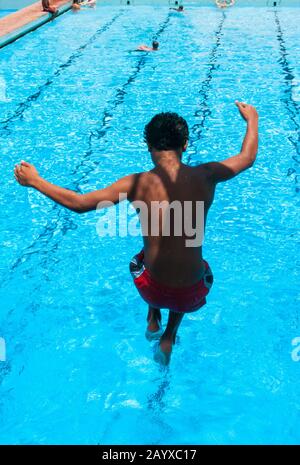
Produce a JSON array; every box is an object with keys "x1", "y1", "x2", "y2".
[{"x1": 14, "y1": 101, "x2": 258, "y2": 365}]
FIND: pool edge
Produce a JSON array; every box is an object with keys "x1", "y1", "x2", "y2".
[{"x1": 0, "y1": 1, "x2": 72, "y2": 50}]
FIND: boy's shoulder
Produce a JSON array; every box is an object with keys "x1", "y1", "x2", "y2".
[{"x1": 184, "y1": 162, "x2": 214, "y2": 178}]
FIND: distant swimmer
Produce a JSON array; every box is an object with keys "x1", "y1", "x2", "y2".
[
  {"x1": 42, "y1": 0, "x2": 58, "y2": 15},
  {"x1": 80, "y1": 0, "x2": 97, "y2": 7},
  {"x1": 136, "y1": 41, "x2": 159, "y2": 52},
  {"x1": 215, "y1": 0, "x2": 235, "y2": 8},
  {"x1": 14, "y1": 101, "x2": 258, "y2": 366},
  {"x1": 72, "y1": 0, "x2": 81, "y2": 10},
  {"x1": 170, "y1": 5, "x2": 184, "y2": 12}
]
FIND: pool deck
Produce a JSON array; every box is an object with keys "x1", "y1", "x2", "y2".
[{"x1": 0, "y1": 1, "x2": 71, "y2": 43}]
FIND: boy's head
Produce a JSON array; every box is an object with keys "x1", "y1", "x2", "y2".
[
  {"x1": 179, "y1": 5, "x2": 184, "y2": 10},
  {"x1": 144, "y1": 112, "x2": 189, "y2": 152},
  {"x1": 152, "y1": 41, "x2": 159, "y2": 50}
]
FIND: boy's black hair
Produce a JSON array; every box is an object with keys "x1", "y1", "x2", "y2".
[
  {"x1": 144, "y1": 112, "x2": 189, "y2": 151},
  {"x1": 152, "y1": 41, "x2": 159, "y2": 49}
]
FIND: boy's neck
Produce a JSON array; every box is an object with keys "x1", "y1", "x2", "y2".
[{"x1": 151, "y1": 149, "x2": 183, "y2": 169}]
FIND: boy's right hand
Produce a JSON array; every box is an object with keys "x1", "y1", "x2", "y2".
[
  {"x1": 235, "y1": 101, "x2": 258, "y2": 122},
  {"x1": 14, "y1": 161, "x2": 40, "y2": 187}
]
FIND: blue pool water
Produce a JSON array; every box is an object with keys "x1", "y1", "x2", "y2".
[
  {"x1": 0, "y1": 5, "x2": 299, "y2": 445},
  {"x1": 0, "y1": 10, "x2": 16, "y2": 19}
]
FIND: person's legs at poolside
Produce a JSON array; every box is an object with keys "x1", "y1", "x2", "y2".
[
  {"x1": 44, "y1": 6, "x2": 58, "y2": 14},
  {"x1": 42, "y1": 0, "x2": 58, "y2": 14}
]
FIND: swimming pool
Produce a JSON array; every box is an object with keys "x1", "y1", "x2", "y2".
[
  {"x1": 0, "y1": 10, "x2": 16, "y2": 18},
  {"x1": 0, "y1": 5, "x2": 299, "y2": 445}
]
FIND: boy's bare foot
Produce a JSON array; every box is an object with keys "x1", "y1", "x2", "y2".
[
  {"x1": 146, "y1": 320, "x2": 163, "y2": 341},
  {"x1": 146, "y1": 307, "x2": 161, "y2": 332},
  {"x1": 147, "y1": 318, "x2": 161, "y2": 332},
  {"x1": 154, "y1": 337, "x2": 173, "y2": 366},
  {"x1": 145, "y1": 307, "x2": 163, "y2": 341}
]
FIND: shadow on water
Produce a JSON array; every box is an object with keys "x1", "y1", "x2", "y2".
[
  {"x1": 147, "y1": 369, "x2": 170, "y2": 411},
  {"x1": 146, "y1": 368, "x2": 174, "y2": 441}
]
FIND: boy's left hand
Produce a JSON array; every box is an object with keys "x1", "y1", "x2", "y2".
[{"x1": 14, "y1": 161, "x2": 40, "y2": 187}]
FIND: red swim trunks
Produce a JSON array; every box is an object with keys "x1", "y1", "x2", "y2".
[{"x1": 130, "y1": 250, "x2": 213, "y2": 313}]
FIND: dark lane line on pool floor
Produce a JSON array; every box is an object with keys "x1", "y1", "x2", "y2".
[
  {"x1": 0, "y1": 10, "x2": 125, "y2": 136},
  {"x1": 69, "y1": 56, "x2": 148, "y2": 183},
  {"x1": 2, "y1": 12, "x2": 174, "y2": 287},
  {"x1": 186, "y1": 11, "x2": 226, "y2": 165},
  {"x1": 274, "y1": 10, "x2": 300, "y2": 194}
]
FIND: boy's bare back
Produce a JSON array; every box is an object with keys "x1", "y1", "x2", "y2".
[{"x1": 130, "y1": 163, "x2": 215, "y2": 287}]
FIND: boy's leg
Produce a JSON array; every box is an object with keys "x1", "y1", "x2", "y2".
[
  {"x1": 160, "y1": 310, "x2": 184, "y2": 352},
  {"x1": 160, "y1": 311, "x2": 184, "y2": 353},
  {"x1": 147, "y1": 306, "x2": 161, "y2": 332},
  {"x1": 154, "y1": 311, "x2": 184, "y2": 365}
]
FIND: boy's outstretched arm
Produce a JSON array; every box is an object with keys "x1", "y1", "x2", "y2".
[
  {"x1": 14, "y1": 162, "x2": 137, "y2": 213},
  {"x1": 204, "y1": 101, "x2": 258, "y2": 182}
]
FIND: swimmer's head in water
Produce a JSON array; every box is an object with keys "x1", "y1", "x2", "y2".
[
  {"x1": 152, "y1": 41, "x2": 159, "y2": 50},
  {"x1": 144, "y1": 112, "x2": 189, "y2": 151},
  {"x1": 179, "y1": 5, "x2": 184, "y2": 10}
]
